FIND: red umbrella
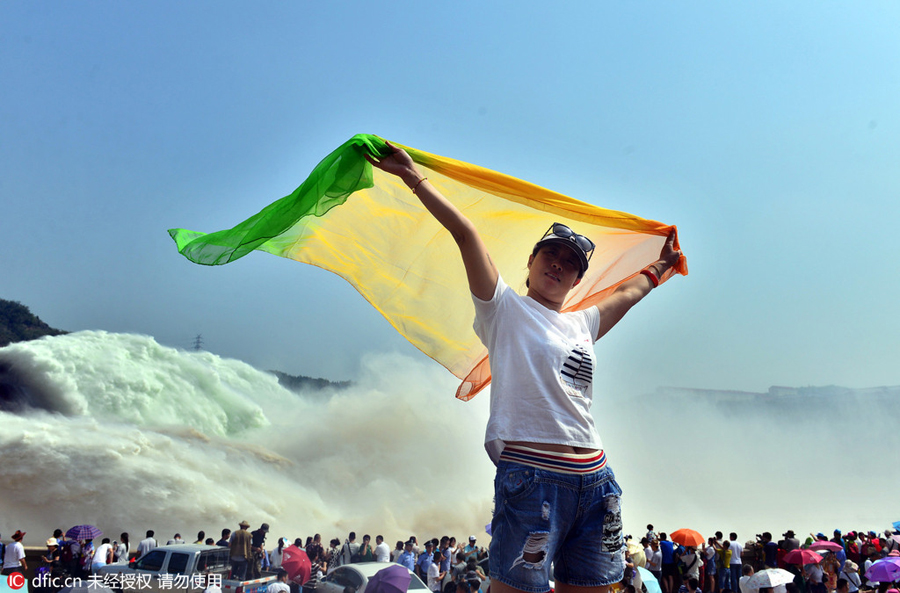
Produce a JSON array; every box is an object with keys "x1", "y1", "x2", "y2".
[
  {"x1": 281, "y1": 545, "x2": 311, "y2": 585},
  {"x1": 783, "y1": 549, "x2": 823, "y2": 565},
  {"x1": 670, "y1": 529, "x2": 705, "y2": 548}
]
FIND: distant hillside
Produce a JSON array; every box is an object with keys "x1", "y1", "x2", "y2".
[
  {"x1": 0, "y1": 299, "x2": 67, "y2": 347},
  {"x1": 268, "y1": 369, "x2": 352, "y2": 392}
]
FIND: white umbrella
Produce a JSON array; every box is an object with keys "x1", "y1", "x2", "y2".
[{"x1": 746, "y1": 569, "x2": 796, "y2": 589}]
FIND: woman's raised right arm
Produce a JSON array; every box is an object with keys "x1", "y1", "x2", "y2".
[{"x1": 367, "y1": 143, "x2": 498, "y2": 300}]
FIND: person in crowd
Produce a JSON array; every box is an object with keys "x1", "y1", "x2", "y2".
[
  {"x1": 805, "y1": 558, "x2": 825, "y2": 593},
  {"x1": 195, "y1": 531, "x2": 206, "y2": 545},
  {"x1": 91, "y1": 538, "x2": 114, "y2": 573},
  {"x1": 217, "y1": 529, "x2": 232, "y2": 547},
  {"x1": 80, "y1": 540, "x2": 95, "y2": 576},
  {"x1": 729, "y1": 533, "x2": 744, "y2": 593},
  {"x1": 304, "y1": 548, "x2": 323, "y2": 593},
  {"x1": 448, "y1": 537, "x2": 460, "y2": 559},
  {"x1": 660, "y1": 533, "x2": 676, "y2": 593},
  {"x1": 40, "y1": 537, "x2": 61, "y2": 586},
  {"x1": 359, "y1": 535, "x2": 375, "y2": 562},
  {"x1": 418, "y1": 541, "x2": 436, "y2": 581},
  {"x1": 113, "y1": 532, "x2": 130, "y2": 564},
  {"x1": 375, "y1": 535, "x2": 391, "y2": 562},
  {"x1": 137, "y1": 530, "x2": 157, "y2": 559},
  {"x1": 392, "y1": 541, "x2": 405, "y2": 563},
  {"x1": 822, "y1": 552, "x2": 839, "y2": 592},
  {"x1": 340, "y1": 532, "x2": 360, "y2": 566},
  {"x1": 269, "y1": 569, "x2": 291, "y2": 593},
  {"x1": 307, "y1": 534, "x2": 324, "y2": 565},
  {"x1": 451, "y1": 551, "x2": 468, "y2": 583},
  {"x1": 714, "y1": 540, "x2": 732, "y2": 593},
  {"x1": 839, "y1": 560, "x2": 861, "y2": 593},
  {"x1": 463, "y1": 537, "x2": 480, "y2": 563},
  {"x1": 647, "y1": 539, "x2": 663, "y2": 584},
  {"x1": 167, "y1": 533, "x2": 185, "y2": 545},
  {"x1": 230, "y1": 521, "x2": 253, "y2": 581},
  {"x1": 647, "y1": 525, "x2": 658, "y2": 542},
  {"x1": 680, "y1": 546, "x2": 703, "y2": 586},
  {"x1": 738, "y1": 565, "x2": 754, "y2": 593},
  {"x1": 704, "y1": 537, "x2": 718, "y2": 593},
  {"x1": 206, "y1": 538, "x2": 215, "y2": 545},
  {"x1": 398, "y1": 540, "x2": 417, "y2": 572},
  {"x1": 326, "y1": 538, "x2": 341, "y2": 567},
  {"x1": 271, "y1": 537, "x2": 288, "y2": 569},
  {"x1": 428, "y1": 550, "x2": 448, "y2": 592},
  {"x1": 250, "y1": 523, "x2": 270, "y2": 578}
]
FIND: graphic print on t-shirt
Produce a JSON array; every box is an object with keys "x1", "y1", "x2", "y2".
[{"x1": 560, "y1": 344, "x2": 593, "y2": 396}]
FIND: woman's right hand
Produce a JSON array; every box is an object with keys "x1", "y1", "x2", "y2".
[{"x1": 366, "y1": 141, "x2": 422, "y2": 187}]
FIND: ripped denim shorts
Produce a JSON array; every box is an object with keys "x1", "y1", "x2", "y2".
[{"x1": 489, "y1": 459, "x2": 625, "y2": 592}]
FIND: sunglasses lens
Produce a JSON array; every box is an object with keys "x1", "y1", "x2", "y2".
[{"x1": 551, "y1": 223, "x2": 573, "y2": 238}]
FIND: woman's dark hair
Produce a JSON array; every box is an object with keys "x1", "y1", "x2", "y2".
[{"x1": 121, "y1": 533, "x2": 129, "y2": 546}]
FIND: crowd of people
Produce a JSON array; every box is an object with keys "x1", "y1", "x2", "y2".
[
  {"x1": 0, "y1": 523, "x2": 490, "y2": 593},
  {"x1": 627, "y1": 525, "x2": 900, "y2": 593},
  {"x1": 4, "y1": 523, "x2": 899, "y2": 593}
]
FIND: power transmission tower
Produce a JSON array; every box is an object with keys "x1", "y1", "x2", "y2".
[{"x1": 192, "y1": 334, "x2": 203, "y2": 351}]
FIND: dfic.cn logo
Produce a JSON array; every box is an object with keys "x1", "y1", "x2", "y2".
[{"x1": 7, "y1": 573, "x2": 26, "y2": 590}]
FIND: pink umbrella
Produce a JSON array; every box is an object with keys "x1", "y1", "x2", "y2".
[
  {"x1": 809, "y1": 541, "x2": 843, "y2": 552},
  {"x1": 783, "y1": 549, "x2": 823, "y2": 565}
]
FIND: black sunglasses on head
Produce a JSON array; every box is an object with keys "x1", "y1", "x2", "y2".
[{"x1": 541, "y1": 222, "x2": 595, "y2": 261}]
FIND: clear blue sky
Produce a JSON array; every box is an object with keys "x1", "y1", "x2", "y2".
[{"x1": 3, "y1": 1, "x2": 899, "y2": 397}]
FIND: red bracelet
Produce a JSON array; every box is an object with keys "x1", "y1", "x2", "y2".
[
  {"x1": 411, "y1": 177, "x2": 428, "y2": 194},
  {"x1": 640, "y1": 268, "x2": 660, "y2": 288}
]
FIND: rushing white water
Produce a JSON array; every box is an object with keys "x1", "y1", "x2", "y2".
[
  {"x1": 2, "y1": 331, "x2": 896, "y2": 549},
  {"x1": 0, "y1": 331, "x2": 495, "y2": 545}
]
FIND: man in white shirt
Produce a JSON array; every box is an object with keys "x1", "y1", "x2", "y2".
[
  {"x1": 738, "y1": 564, "x2": 755, "y2": 593},
  {"x1": 137, "y1": 530, "x2": 158, "y2": 559},
  {"x1": 268, "y1": 569, "x2": 291, "y2": 593},
  {"x1": 729, "y1": 533, "x2": 743, "y2": 591},
  {"x1": 2, "y1": 531, "x2": 27, "y2": 575},
  {"x1": 374, "y1": 535, "x2": 391, "y2": 562}
]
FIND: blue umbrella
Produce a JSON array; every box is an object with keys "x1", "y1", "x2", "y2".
[
  {"x1": 892, "y1": 520, "x2": 900, "y2": 531},
  {"x1": 65, "y1": 525, "x2": 102, "y2": 541},
  {"x1": 637, "y1": 567, "x2": 662, "y2": 593}
]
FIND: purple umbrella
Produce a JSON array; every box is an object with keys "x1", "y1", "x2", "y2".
[
  {"x1": 65, "y1": 525, "x2": 102, "y2": 541},
  {"x1": 864, "y1": 558, "x2": 900, "y2": 583},
  {"x1": 366, "y1": 564, "x2": 412, "y2": 593}
]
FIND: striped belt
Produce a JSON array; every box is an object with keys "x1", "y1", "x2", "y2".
[{"x1": 499, "y1": 444, "x2": 607, "y2": 475}]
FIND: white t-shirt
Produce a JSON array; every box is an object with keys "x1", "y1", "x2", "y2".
[
  {"x1": 93, "y1": 543, "x2": 113, "y2": 568},
  {"x1": 730, "y1": 540, "x2": 743, "y2": 565},
  {"x1": 375, "y1": 542, "x2": 391, "y2": 562},
  {"x1": 427, "y1": 563, "x2": 441, "y2": 591},
  {"x1": 3, "y1": 541, "x2": 25, "y2": 569},
  {"x1": 268, "y1": 582, "x2": 290, "y2": 593},
  {"x1": 473, "y1": 276, "x2": 602, "y2": 464}
]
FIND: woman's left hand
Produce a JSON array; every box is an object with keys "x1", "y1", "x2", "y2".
[{"x1": 658, "y1": 230, "x2": 682, "y2": 269}]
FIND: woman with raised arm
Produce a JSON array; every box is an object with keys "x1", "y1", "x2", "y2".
[{"x1": 368, "y1": 143, "x2": 681, "y2": 593}]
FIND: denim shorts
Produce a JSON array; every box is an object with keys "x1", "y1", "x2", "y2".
[{"x1": 489, "y1": 459, "x2": 625, "y2": 592}]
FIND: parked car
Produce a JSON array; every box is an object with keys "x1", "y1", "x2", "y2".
[
  {"x1": 99, "y1": 544, "x2": 275, "y2": 593},
  {"x1": 317, "y1": 562, "x2": 427, "y2": 593}
]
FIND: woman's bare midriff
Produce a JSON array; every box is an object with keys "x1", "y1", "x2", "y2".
[{"x1": 507, "y1": 440, "x2": 600, "y2": 455}]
